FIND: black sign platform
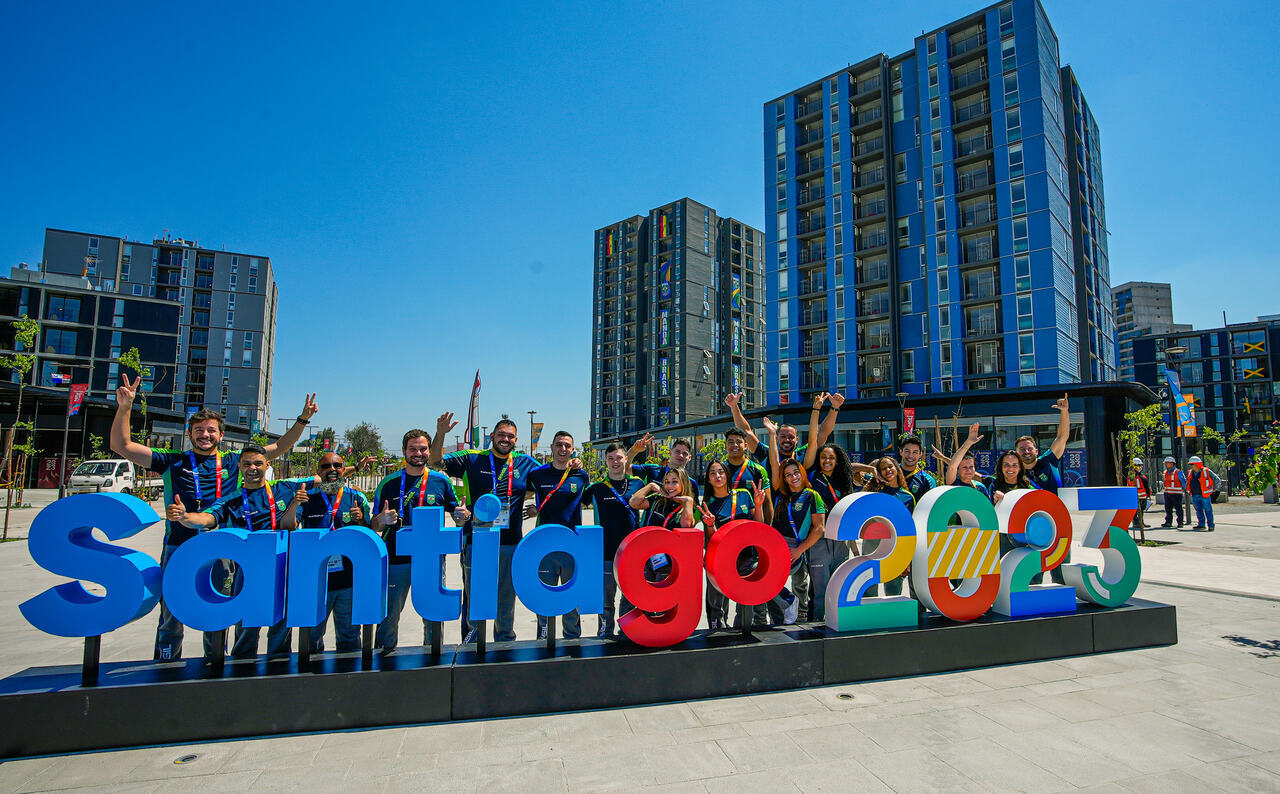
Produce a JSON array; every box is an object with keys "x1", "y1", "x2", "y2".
[{"x1": 0, "y1": 599, "x2": 1176, "y2": 759}]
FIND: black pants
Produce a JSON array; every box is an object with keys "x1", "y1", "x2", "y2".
[{"x1": 1163, "y1": 493, "x2": 1185, "y2": 526}]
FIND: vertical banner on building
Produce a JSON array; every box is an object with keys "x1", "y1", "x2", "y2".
[
  {"x1": 731, "y1": 273, "x2": 741, "y2": 310},
  {"x1": 465, "y1": 370, "x2": 481, "y2": 448},
  {"x1": 530, "y1": 423, "x2": 545, "y2": 453},
  {"x1": 903, "y1": 408, "x2": 916, "y2": 434},
  {"x1": 1181, "y1": 394, "x2": 1198, "y2": 438},
  {"x1": 67, "y1": 384, "x2": 88, "y2": 417},
  {"x1": 660, "y1": 260, "x2": 672, "y2": 299}
]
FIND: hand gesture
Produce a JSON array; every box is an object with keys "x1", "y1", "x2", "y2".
[
  {"x1": 762, "y1": 416, "x2": 779, "y2": 435},
  {"x1": 452, "y1": 506, "x2": 472, "y2": 524},
  {"x1": 724, "y1": 392, "x2": 740, "y2": 409},
  {"x1": 378, "y1": 499, "x2": 398, "y2": 528},
  {"x1": 569, "y1": 457, "x2": 584, "y2": 471},
  {"x1": 700, "y1": 501, "x2": 716, "y2": 527},
  {"x1": 522, "y1": 502, "x2": 537, "y2": 520},
  {"x1": 812, "y1": 392, "x2": 829, "y2": 410},
  {"x1": 675, "y1": 494, "x2": 695, "y2": 507},
  {"x1": 166, "y1": 494, "x2": 186, "y2": 523},
  {"x1": 116, "y1": 374, "x2": 141, "y2": 408},
  {"x1": 291, "y1": 483, "x2": 310, "y2": 505},
  {"x1": 993, "y1": 490, "x2": 1005, "y2": 504},
  {"x1": 931, "y1": 445, "x2": 951, "y2": 465},
  {"x1": 436, "y1": 411, "x2": 458, "y2": 438},
  {"x1": 752, "y1": 482, "x2": 765, "y2": 510},
  {"x1": 965, "y1": 422, "x2": 984, "y2": 446},
  {"x1": 349, "y1": 502, "x2": 364, "y2": 523},
  {"x1": 359, "y1": 454, "x2": 377, "y2": 471},
  {"x1": 1053, "y1": 394, "x2": 1069, "y2": 413},
  {"x1": 299, "y1": 393, "x2": 319, "y2": 421},
  {"x1": 829, "y1": 392, "x2": 846, "y2": 410}
]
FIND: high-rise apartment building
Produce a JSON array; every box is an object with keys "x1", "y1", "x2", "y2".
[
  {"x1": 41, "y1": 228, "x2": 278, "y2": 430},
  {"x1": 1111, "y1": 281, "x2": 1190, "y2": 382},
  {"x1": 591, "y1": 199, "x2": 765, "y2": 438},
  {"x1": 764, "y1": 0, "x2": 1115, "y2": 405}
]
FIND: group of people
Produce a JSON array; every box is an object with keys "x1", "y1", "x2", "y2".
[
  {"x1": 114, "y1": 373, "x2": 1163, "y2": 659},
  {"x1": 1126, "y1": 455, "x2": 1219, "y2": 532}
]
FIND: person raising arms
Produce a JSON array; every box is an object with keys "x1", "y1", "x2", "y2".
[{"x1": 698, "y1": 460, "x2": 766, "y2": 630}]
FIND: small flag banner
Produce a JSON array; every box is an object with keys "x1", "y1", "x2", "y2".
[
  {"x1": 466, "y1": 370, "x2": 481, "y2": 448},
  {"x1": 658, "y1": 213, "x2": 669, "y2": 237},
  {"x1": 68, "y1": 384, "x2": 88, "y2": 417},
  {"x1": 605, "y1": 231, "x2": 614, "y2": 257},
  {"x1": 531, "y1": 422, "x2": 545, "y2": 453},
  {"x1": 51, "y1": 372, "x2": 71, "y2": 385},
  {"x1": 731, "y1": 273, "x2": 741, "y2": 309}
]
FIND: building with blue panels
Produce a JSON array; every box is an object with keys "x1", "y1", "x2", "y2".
[
  {"x1": 763, "y1": 0, "x2": 1116, "y2": 407},
  {"x1": 1132, "y1": 318, "x2": 1280, "y2": 482}
]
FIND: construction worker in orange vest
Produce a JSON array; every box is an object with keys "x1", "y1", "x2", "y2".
[
  {"x1": 1187, "y1": 456, "x2": 1216, "y2": 531},
  {"x1": 1126, "y1": 457, "x2": 1151, "y2": 530},
  {"x1": 1159, "y1": 455, "x2": 1186, "y2": 529}
]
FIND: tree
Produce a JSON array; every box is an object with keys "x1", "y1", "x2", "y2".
[
  {"x1": 579, "y1": 445, "x2": 606, "y2": 482},
  {"x1": 700, "y1": 439, "x2": 726, "y2": 466},
  {"x1": 1197, "y1": 426, "x2": 1247, "y2": 493},
  {"x1": 1111, "y1": 403, "x2": 1166, "y2": 485},
  {"x1": 88, "y1": 432, "x2": 106, "y2": 460},
  {"x1": 345, "y1": 422, "x2": 383, "y2": 459},
  {"x1": 118, "y1": 347, "x2": 152, "y2": 444},
  {"x1": 1244, "y1": 422, "x2": 1280, "y2": 496},
  {"x1": 1, "y1": 316, "x2": 38, "y2": 537}
]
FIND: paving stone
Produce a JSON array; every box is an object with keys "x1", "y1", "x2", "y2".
[{"x1": 644, "y1": 742, "x2": 736, "y2": 785}]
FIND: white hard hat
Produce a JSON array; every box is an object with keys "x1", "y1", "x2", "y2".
[
  {"x1": 1163, "y1": 456, "x2": 1176, "y2": 463},
  {"x1": 1131, "y1": 457, "x2": 1143, "y2": 464},
  {"x1": 1188, "y1": 455, "x2": 1202, "y2": 464}
]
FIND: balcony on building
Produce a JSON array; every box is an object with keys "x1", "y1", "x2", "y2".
[
  {"x1": 963, "y1": 302, "x2": 1002, "y2": 338},
  {"x1": 855, "y1": 195, "x2": 887, "y2": 220},
  {"x1": 858, "y1": 353, "x2": 891, "y2": 385},
  {"x1": 799, "y1": 272, "x2": 827, "y2": 296},
  {"x1": 796, "y1": 124, "x2": 824, "y2": 151},
  {"x1": 798, "y1": 154, "x2": 825, "y2": 178},
  {"x1": 962, "y1": 267, "x2": 1000, "y2": 302},
  {"x1": 952, "y1": 95, "x2": 991, "y2": 131},
  {"x1": 855, "y1": 255, "x2": 890, "y2": 285},
  {"x1": 796, "y1": 95, "x2": 823, "y2": 119},
  {"x1": 959, "y1": 199, "x2": 997, "y2": 231},
  {"x1": 955, "y1": 129, "x2": 993, "y2": 161},
  {"x1": 798, "y1": 244, "x2": 826, "y2": 266},
  {"x1": 799, "y1": 302, "x2": 828, "y2": 328},
  {"x1": 851, "y1": 104, "x2": 883, "y2": 133},
  {"x1": 852, "y1": 136, "x2": 885, "y2": 163},
  {"x1": 948, "y1": 27, "x2": 987, "y2": 62},
  {"x1": 801, "y1": 331, "x2": 829, "y2": 359},
  {"x1": 797, "y1": 183, "x2": 826, "y2": 209},
  {"x1": 857, "y1": 287, "x2": 891, "y2": 317},
  {"x1": 857, "y1": 319, "x2": 892, "y2": 351},
  {"x1": 957, "y1": 164, "x2": 995, "y2": 196},
  {"x1": 855, "y1": 227, "x2": 888, "y2": 253},
  {"x1": 853, "y1": 166, "x2": 886, "y2": 193},
  {"x1": 798, "y1": 213, "x2": 827, "y2": 238},
  {"x1": 850, "y1": 73, "x2": 882, "y2": 100},
  {"x1": 800, "y1": 363, "x2": 830, "y2": 391},
  {"x1": 960, "y1": 232, "x2": 998, "y2": 267},
  {"x1": 950, "y1": 62, "x2": 989, "y2": 99}
]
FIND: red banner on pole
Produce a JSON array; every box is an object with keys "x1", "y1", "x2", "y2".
[
  {"x1": 903, "y1": 408, "x2": 916, "y2": 434},
  {"x1": 68, "y1": 384, "x2": 89, "y2": 416}
]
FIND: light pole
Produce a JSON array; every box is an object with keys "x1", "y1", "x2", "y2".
[
  {"x1": 528, "y1": 410, "x2": 537, "y2": 455},
  {"x1": 1166, "y1": 345, "x2": 1188, "y2": 466},
  {"x1": 895, "y1": 390, "x2": 910, "y2": 436}
]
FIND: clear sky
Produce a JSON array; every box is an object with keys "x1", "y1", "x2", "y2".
[{"x1": 2, "y1": 1, "x2": 1276, "y2": 449}]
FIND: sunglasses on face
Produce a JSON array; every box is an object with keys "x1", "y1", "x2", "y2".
[{"x1": 319, "y1": 462, "x2": 345, "y2": 470}]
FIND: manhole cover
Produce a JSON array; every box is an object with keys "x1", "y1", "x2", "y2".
[
  {"x1": 836, "y1": 693, "x2": 855, "y2": 701},
  {"x1": 174, "y1": 754, "x2": 199, "y2": 765}
]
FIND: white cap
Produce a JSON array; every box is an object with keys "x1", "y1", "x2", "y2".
[
  {"x1": 1188, "y1": 456, "x2": 1202, "y2": 464},
  {"x1": 1164, "y1": 456, "x2": 1176, "y2": 463},
  {"x1": 1131, "y1": 457, "x2": 1143, "y2": 464}
]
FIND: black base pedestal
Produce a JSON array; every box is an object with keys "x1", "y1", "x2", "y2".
[{"x1": 0, "y1": 599, "x2": 1176, "y2": 758}]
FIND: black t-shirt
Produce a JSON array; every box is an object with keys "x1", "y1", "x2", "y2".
[
  {"x1": 586, "y1": 476, "x2": 644, "y2": 560},
  {"x1": 1028, "y1": 450, "x2": 1063, "y2": 493},
  {"x1": 296, "y1": 486, "x2": 372, "y2": 591},
  {"x1": 809, "y1": 471, "x2": 844, "y2": 514},
  {"x1": 527, "y1": 464, "x2": 591, "y2": 527},
  {"x1": 371, "y1": 470, "x2": 459, "y2": 564}
]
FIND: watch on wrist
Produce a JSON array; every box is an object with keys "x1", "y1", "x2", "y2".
[{"x1": 296, "y1": 416, "x2": 310, "y2": 425}]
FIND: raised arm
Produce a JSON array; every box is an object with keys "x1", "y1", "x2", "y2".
[
  {"x1": 627, "y1": 433, "x2": 654, "y2": 464},
  {"x1": 429, "y1": 412, "x2": 457, "y2": 466},
  {"x1": 726, "y1": 392, "x2": 763, "y2": 452},
  {"x1": 263, "y1": 393, "x2": 318, "y2": 461},
  {"x1": 817, "y1": 392, "x2": 844, "y2": 447},
  {"x1": 1050, "y1": 394, "x2": 1070, "y2": 460},
  {"x1": 762, "y1": 417, "x2": 782, "y2": 484},
  {"x1": 110, "y1": 375, "x2": 155, "y2": 468},
  {"x1": 629, "y1": 482, "x2": 659, "y2": 510},
  {"x1": 803, "y1": 392, "x2": 827, "y2": 469},
  {"x1": 945, "y1": 422, "x2": 984, "y2": 485}
]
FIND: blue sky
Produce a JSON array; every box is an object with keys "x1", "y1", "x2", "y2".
[{"x1": 1, "y1": 1, "x2": 1276, "y2": 449}]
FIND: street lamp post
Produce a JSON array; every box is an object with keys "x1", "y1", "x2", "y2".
[
  {"x1": 1166, "y1": 346, "x2": 1189, "y2": 466},
  {"x1": 895, "y1": 390, "x2": 910, "y2": 439},
  {"x1": 528, "y1": 410, "x2": 537, "y2": 455}
]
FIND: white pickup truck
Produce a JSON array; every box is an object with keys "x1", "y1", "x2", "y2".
[{"x1": 67, "y1": 459, "x2": 163, "y2": 499}]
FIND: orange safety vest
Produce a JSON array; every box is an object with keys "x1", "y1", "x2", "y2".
[
  {"x1": 1163, "y1": 469, "x2": 1185, "y2": 494},
  {"x1": 1190, "y1": 467, "x2": 1215, "y2": 497},
  {"x1": 1128, "y1": 474, "x2": 1149, "y2": 499}
]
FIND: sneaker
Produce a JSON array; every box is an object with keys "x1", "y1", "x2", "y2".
[
  {"x1": 783, "y1": 593, "x2": 799, "y2": 625},
  {"x1": 596, "y1": 625, "x2": 611, "y2": 639},
  {"x1": 1159, "y1": 523, "x2": 1172, "y2": 528},
  {"x1": 1192, "y1": 525, "x2": 1206, "y2": 530},
  {"x1": 1207, "y1": 527, "x2": 1215, "y2": 532}
]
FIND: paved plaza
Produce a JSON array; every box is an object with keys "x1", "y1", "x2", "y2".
[{"x1": 0, "y1": 492, "x2": 1278, "y2": 791}]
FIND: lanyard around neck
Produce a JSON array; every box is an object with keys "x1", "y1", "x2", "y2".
[
  {"x1": 243, "y1": 481, "x2": 276, "y2": 532},
  {"x1": 189, "y1": 449, "x2": 223, "y2": 503}
]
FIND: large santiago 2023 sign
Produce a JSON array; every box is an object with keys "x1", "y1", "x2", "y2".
[{"x1": 20, "y1": 486, "x2": 1140, "y2": 649}]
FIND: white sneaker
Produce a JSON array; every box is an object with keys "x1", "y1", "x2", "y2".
[{"x1": 783, "y1": 593, "x2": 798, "y2": 625}]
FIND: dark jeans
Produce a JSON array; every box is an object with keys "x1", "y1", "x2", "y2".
[
  {"x1": 461, "y1": 543, "x2": 519, "y2": 642},
  {"x1": 599, "y1": 562, "x2": 635, "y2": 637},
  {"x1": 806, "y1": 538, "x2": 849, "y2": 623},
  {"x1": 535, "y1": 551, "x2": 581, "y2": 639},
  {"x1": 706, "y1": 547, "x2": 767, "y2": 628},
  {"x1": 765, "y1": 541, "x2": 804, "y2": 624},
  {"x1": 1163, "y1": 493, "x2": 1185, "y2": 526}
]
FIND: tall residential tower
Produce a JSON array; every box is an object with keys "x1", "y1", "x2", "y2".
[
  {"x1": 591, "y1": 199, "x2": 764, "y2": 437},
  {"x1": 764, "y1": 0, "x2": 1115, "y2": 405}
]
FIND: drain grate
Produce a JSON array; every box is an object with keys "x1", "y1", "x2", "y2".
[
  {"x1": 174, "y1": 754, "x2": 199, "y2": 765},
  {"x1": 836, "y1": 693, "x2": 855, "y2": 701}
]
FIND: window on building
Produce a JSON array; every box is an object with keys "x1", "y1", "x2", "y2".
[
  {"x1": 1007, "y1": 107, "x2": 1022, "y2": 142},
  {"x1": 1017, "y1": 294, "x2": 1033, "y2": 330},
  {"x1": 1010, "y1": 179, "x2": 1027, "y2": 215},
  {"x1": 892, "y1": 91, "x2": 904, "y2": 122},
  {"x1": 43, "y1": 328, "x2": 78, "y2": 355},
  {"x1": 895, "y1": 154, "x2": 907, "y2": 184},
  {"x1": 45, "y1": 296, "x2": 80, "y2": 322},
  {"x1": 897, "y1": 218, "x2": 910, "y2": 247},
  {"x1": 1013, "y1": 217, "x2": 1029, "y2": 253},
  {"x1": 1009, "y1": 143, "x2": 1024, "y2": 178}
]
